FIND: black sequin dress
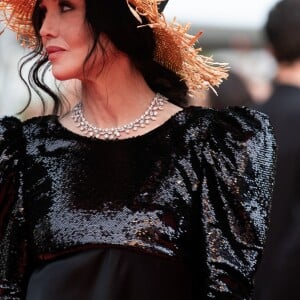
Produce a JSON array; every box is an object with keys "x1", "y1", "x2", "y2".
[{"x1": 0, "y1": 106, "x2": 276, "y2": 300}]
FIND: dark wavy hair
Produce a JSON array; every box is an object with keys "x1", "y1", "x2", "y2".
[
  {"x1": 19, "y1": 0, "x2": 188, "y2": 115},
  {"x1": 208, "y1": 71, "x2": 253, "y2": 109},
  {"x1": 265, "y1": 0, "x2": 300, "y2": 63}
]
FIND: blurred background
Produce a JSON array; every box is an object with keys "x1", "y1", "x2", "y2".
[{"x1": 0, "y1": 0, "x2": 280, "y2": 118}]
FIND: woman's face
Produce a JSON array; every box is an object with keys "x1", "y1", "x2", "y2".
[{"x1": 39, "y1": 0, "x2": 95, "y2": 81}]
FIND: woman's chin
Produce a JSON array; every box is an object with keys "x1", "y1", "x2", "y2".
[{"x1": 51, "y1": 69, "x2": 75, "y2": 81}]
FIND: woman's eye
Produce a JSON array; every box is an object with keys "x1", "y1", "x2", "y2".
[{"x1": 60, "y1": 2, "x2": 73, "y2": 12}]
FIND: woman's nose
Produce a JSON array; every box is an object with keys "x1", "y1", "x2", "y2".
[{"x1": 39, "y1": 13, "x2": 59, "y2": 39}]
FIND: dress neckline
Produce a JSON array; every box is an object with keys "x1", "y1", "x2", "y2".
[{"x1": 53, "y1": 106, "x2": 196, "y2": 144}]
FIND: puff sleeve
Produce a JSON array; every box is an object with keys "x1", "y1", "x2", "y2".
[
  {"x1": 0, "y1": 117, "x2": 29, "y2": 299},
  {"x1": 192, "y1": 107, "x2": 276, "y2": 299}
]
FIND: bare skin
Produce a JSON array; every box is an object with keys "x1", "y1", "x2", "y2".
[
  {"x1": 59, "y1": 48, "x2": 182, "y2": 139},
  {"x1": 39, "y1": 0, "x2": 182, "y2": 139}
]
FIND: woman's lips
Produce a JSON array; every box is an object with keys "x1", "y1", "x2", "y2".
[{"x1": 46, "y1": 46, "x2": 66, "y2": 61}]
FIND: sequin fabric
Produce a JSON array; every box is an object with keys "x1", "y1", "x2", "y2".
[{"x1": 0, "y1": 106, "x2": 276, "y2": 299}]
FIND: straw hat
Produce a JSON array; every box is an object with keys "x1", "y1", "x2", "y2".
[{"x1": 0, "y1": 0, "x2": 228, "y2": 93}]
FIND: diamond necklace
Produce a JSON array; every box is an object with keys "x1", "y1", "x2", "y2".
[{"x1": 72, "y1": 93, "x2": 168, "y2": 140}]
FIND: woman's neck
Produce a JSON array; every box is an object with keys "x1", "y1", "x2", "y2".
[
  {"x1": 80, "y1": 55, "x2": 155, "y2": 129},
  {"x1": 59, "y1": 45, "x2": 182, "y2": 139}
]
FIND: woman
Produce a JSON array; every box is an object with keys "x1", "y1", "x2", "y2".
[{"x1": 0, "y1": 0, "x2": 276, "y2": 299}]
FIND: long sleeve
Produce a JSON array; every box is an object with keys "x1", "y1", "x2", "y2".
[
  {"x1": 193, "y1": 107, "x2": 276, "y2": 299},
  {"x1": 0, "y1": 117, "x2": 28, "y2": 299}
]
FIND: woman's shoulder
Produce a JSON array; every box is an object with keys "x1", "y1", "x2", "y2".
[
  {"x1": 22, "y1": 114, "x2": 57, "y2": 129},
  {"x1": 0, "y1": 116, "x2": 25, "y2": 168},
  {"x1": 178, "y1": 106, "x2": 276, "y2": 181},
  {"x1": 179, "y1": 105, "x2": 274, "y2": 144},
  {"x1": 0, "y1": 115, "x2": 23, "y2": 145},
  {"x1": 0, "y1": 115, "x2": 23, "y2": 134},
  {"x1": 0, "y1": 115, "x2": 58, "y2": 153},
  {"x1": 0, "y1": 114, "x2": 57, "y2": 135},
  {"x1": 19, "y1": 114, "x2": 59, "y2": 142}
]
